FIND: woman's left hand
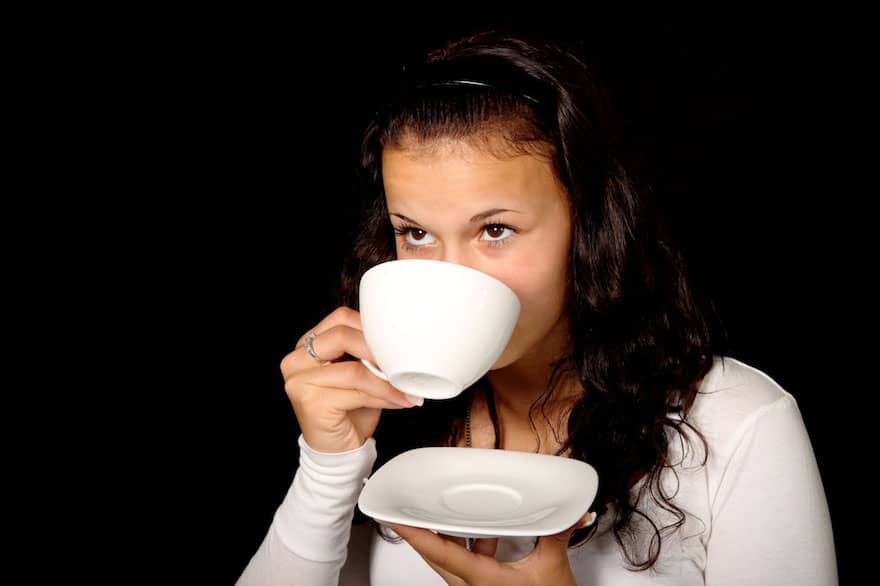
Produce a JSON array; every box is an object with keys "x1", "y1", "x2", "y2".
[{"x1": 386, "y1": 511, "x2": 596, "y2": 585}]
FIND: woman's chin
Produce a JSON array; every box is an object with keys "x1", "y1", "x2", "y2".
[{"x1": 488, "y1": 347, "x2": 520, "y2": 371}]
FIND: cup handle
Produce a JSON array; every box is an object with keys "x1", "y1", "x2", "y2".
[
  {"x1": 360, "y1": 358, "x2": 389, "y2": 381},
  {"x1": 360, "y1": 358, "x2": 424, "y2": 406}
]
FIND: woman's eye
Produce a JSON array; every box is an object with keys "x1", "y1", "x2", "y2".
[
  {"x1": 405, "y1": 228, "x2": 435, "y2": 246},
  {"x1": 394, "y1": 223, "x2": 515, "y2": 250},
  {"x1": 481, "y1": 225, "x2": 514, "y2": 242}
]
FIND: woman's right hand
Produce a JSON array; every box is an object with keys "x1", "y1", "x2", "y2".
[{"x1": 281, "y1": 306, "x2": 420, "y2": 453}]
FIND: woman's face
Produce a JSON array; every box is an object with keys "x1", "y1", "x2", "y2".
[{"x1": 382, "y1": 138, "x2": 573, "y2": 369}]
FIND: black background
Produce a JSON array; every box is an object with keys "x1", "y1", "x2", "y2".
[{"x1": 93, "y1": 11, "x2": 861, "y2": 584}]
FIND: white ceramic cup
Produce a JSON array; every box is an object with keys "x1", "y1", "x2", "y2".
[{"x1": 358, "y1": 259, "x2": 521, "y2": 400}]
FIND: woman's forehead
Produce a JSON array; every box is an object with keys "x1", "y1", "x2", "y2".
[
  {"x1": 382, "y1": 142, "x2": 561, "y2": 204},
  {"x1": 386, "y1": 131, "x2": 552, "y2": 162}
]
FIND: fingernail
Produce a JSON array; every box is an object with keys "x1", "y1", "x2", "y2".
[{"x1": 405, "y1": 394, "x2": 424, "y2": 407}]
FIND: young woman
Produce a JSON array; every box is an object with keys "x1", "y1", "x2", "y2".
[{"x1": 238, "y1": 29, "x2": 837, "y2": 585}]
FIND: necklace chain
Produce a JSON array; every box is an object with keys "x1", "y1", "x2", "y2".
[
  {"x1": 464, "y1": 403, "x2": 473, "y2": 551},
  {"x1": 465, "y1": 403, "x2": 472, "y2": 448}
]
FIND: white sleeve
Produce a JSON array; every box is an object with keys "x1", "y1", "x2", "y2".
[
  {"x1": 236, "y1": 434, "x2": 377, "y2": 586},
  {"x1": 705, "y1": 394, "x2": 838, "y2": 585}
]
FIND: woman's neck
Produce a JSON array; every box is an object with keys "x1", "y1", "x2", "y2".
[
  {"x1": 476, "y1": 316, "x2": 582, "y2": 453},
  {"x1": 485, "y1": 315, "x2": 579, "y2": 421}
]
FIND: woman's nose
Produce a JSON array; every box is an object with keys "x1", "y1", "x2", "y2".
[{"x1": 439, "y1": 246, "x2": 476, "y2": 270}]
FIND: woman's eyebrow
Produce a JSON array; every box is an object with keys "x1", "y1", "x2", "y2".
[{"x1": 390, "y1": 208, "x2": 522, "y2": 226}]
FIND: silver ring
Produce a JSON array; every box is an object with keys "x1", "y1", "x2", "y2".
[{"x1": 303, "y1": 332, "x2": 323, "y2": 362}]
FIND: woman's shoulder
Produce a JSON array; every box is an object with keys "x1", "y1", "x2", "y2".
[
  {"x1": 696, "y1": 355, "x2": 792, "y2": 405},
  {"x1": 686, "y1": 355, "x2": 798, "y2": 446}
]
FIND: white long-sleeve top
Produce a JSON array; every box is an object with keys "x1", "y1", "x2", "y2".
[{"x1": 237, "y1": 356, "x2": 838, "y2": 585}]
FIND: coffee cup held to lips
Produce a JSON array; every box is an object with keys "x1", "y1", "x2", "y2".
[{"x1": 358, "y1": 259, "x2": 521, "y2": 400}]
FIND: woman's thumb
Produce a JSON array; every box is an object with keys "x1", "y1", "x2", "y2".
[{"x1": 536, "y1": 511, "x2": 597, "y2": 553}]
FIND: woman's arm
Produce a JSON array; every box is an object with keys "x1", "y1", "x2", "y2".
[
  {"x1": 236, "y1": 435, "x2": 377, "y2": 586},
  {"x1": 705, "y1": 394, "x2": 837, "y2": 585}
]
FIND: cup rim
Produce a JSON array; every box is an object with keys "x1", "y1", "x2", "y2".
[{"x1": 361, "y1": 259, "x2": 519, "y2": 300}]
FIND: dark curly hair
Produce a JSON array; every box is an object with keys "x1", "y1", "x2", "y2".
[{"x1": 334, "y1": 28, "x2": 728, "y2": 571}]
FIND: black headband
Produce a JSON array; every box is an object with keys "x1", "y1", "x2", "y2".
[{"x1": 400, "y1": 55, "x2": 552, "y2": 108}]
